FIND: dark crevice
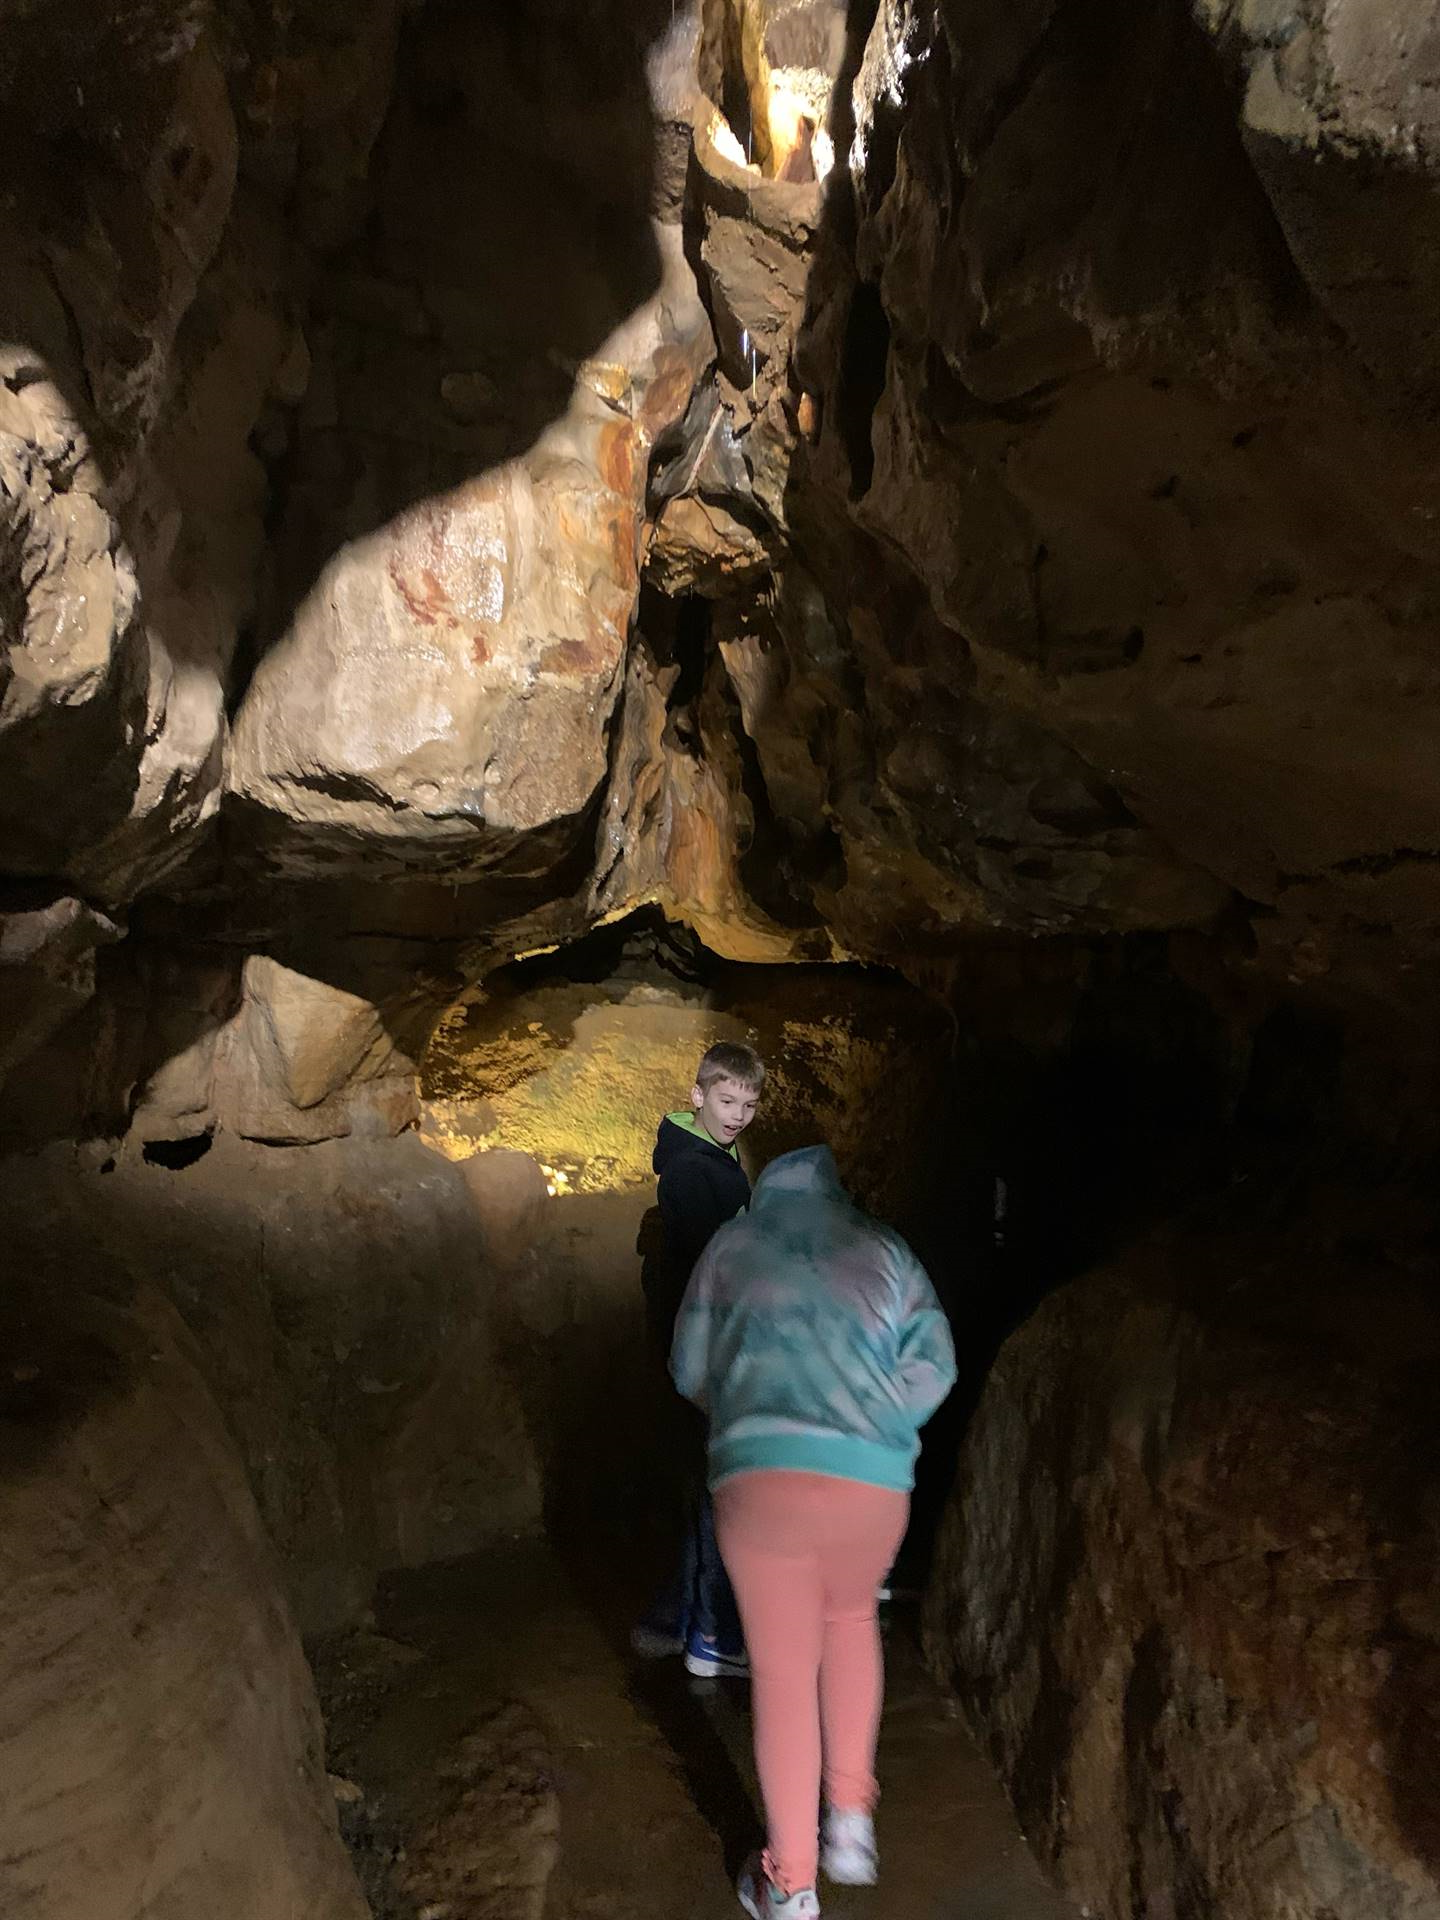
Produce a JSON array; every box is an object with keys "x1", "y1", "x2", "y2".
[
  {"x1": 727, "y1": 679, "x2": 838, "y2": 938},
  {"x1": 141, "y1": 1133, "x2": 214, "y2": 1170},
  {"x1": 836, "y1": 279, "x2": 891, "y2": 499},
  {"x1": 668, "y1": 595, "x2": 711, "y2": 716},
  {"x1": 284, "y1": 770, "x2": 414, "y2": 813}
]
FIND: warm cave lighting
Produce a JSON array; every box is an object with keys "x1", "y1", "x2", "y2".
[
  {"x1": 710, "y1": 109, "x2": 753, "y2": 172},
  {"x1": 539, "y1": 1163, "x2": 573, "y2": 1198}
]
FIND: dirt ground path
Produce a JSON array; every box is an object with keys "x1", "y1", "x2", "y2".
[{"x1": 319, "y1": 1538, "x2": 1076, "y2": 1920}]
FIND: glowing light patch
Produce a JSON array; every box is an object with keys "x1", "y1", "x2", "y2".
[{"x1": 709, "y1": 112, "x2": 753, "y2": 172}]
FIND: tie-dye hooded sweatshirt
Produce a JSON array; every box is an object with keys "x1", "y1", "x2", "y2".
[{"x1": 670, "y1": 1146, "x2": 957, "y2": 1493}]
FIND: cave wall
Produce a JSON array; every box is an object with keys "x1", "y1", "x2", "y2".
[
  {"x1": 925, "y1": 1215, "x2": 1440, "y2": 1920},
  {"x1": 421, "y1": 936, "x2": 957, "y2": 1219},
  {"x1": 1, "y1": 1221, "x2": 367, "y2": 1920},
  {"x1": 7, "y1": 0, "x2": 1440, "y2": 1125},
  {"x1": 0, "y1": 1133, "x2": 544, "y2": 1633}
]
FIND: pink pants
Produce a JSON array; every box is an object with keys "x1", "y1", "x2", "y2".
[{"x1": 714, "y1": 1470, "x2": 909, "y2": 1894}]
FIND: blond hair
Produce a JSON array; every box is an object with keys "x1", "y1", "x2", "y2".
[{"x1": 695, "y1": 1042, "x2": 766, "y2": 1093}]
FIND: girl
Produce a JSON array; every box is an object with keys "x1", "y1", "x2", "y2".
[{"x1": 671, "y1": 1146, "x2": 957, "y2": 1919}]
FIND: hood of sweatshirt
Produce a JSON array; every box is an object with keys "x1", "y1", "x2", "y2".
[
  {"x1": 749, "y1": 1144, "x2": 845, "y2": 1207},
  {"x1": 653, "y1": 1109, "x2": 740, "y2": 1175}
]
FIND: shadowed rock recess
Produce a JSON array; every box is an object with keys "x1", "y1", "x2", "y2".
[{"x1": 2, "y1": 1, "x2": 1439, "y2": 1917}]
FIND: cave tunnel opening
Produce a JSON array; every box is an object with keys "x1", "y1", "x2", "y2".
[{"x1": 415, "y1": 910, "x2": 1235, "y2": 1585}]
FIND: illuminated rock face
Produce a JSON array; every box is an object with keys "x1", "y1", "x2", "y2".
[
  {"x1": 420, "y1": 949, "x2": 952, "y2": 1224},
  {"x1": 5, "y1": 0, "x2": 1437, "y2": 1089},
  {"x1": 227, "y1": 217, "x2": 712, "y2": 872}
]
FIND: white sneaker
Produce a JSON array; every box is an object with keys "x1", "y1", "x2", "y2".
[
  {"x1": 737, "y1": 1855, "x2": 820, "y2": 1920},
  {"x1": 822, "y1": 1808, "x2": 877, "y2": 1886}
]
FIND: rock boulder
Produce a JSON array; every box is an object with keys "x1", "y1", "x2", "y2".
[{"x1": 926, "y1": 1226, "x2": 1440, "y2": 1920}]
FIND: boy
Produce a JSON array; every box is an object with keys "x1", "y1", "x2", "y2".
[{"x1": 635, "y1": 1041, "x2": 765, "y2": 1677}]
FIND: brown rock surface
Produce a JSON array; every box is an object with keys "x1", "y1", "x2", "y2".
[
  {"x1": 648, "y1": 491, "x2": 774, "y2": 596},
  {"x1": 772, "y1": 0, "x2": 1440, "y2": 973},
  {"x1": 421, "y1": 944, "x2": 954, "y2": 1225},
  {"x1": 211, "y1": 954, "x2": 422, "y2": 1144},
  {"x1": 0, "y1": 1247, "x2": 366, "y2": 1920},
  {"x1": 390, "y1": 1702, "x2": 560, "y2": 1920},
  {"x1": 590, "y1": 629, "x2": 818, "y2": 963},
  {"x1": 0, "y1": 25, "x2": 260, "y2": 902},
  {"x1": 925, "y1": 1222, "x2": 1440, "y2": 1920},
  {"x1": 225, "y1": 1, "x2": 713, "y2": 877},
  {"x1": 0, "y1": 896, "x2": 122, "y2": 1083},
  {"x1": 0, "y1": 1133, "x2": 543, "y2": 1631},
  {"x1": 2, "y1": 0, "x2": 1438, "y2": 1001},
  {"x1": 6, "y1": 6, "x2": 1440, "y2": 1913}
]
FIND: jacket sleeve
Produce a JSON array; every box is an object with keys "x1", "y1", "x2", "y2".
[
  {"x1": 893, "y1": 1247, "x2": 957, "y2": 1427},
  {"x1": 669, "y1": 1243, "x2": 718, "y2": 1409}
]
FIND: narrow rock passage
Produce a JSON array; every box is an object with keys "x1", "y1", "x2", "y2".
[{"x1": 319, "y1": 1539, "x2": 1077, "y2": 1920}]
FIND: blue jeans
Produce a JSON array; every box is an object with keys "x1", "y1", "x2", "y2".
[{"x1": 643, "y1": 1485, "x2": 742, "y2": 1646}]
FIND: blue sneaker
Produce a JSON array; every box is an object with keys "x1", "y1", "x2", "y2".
[{"x1": 683, "y1": 1623, "x2": 749, "y2": 1678}]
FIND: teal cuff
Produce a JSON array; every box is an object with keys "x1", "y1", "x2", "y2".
[{"x1": 709, "y1": 1430, "x2": 917, "y2": 1493}]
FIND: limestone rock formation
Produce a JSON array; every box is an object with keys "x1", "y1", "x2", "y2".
[
  {"x1": 224, "y1": 0, "x2": 714, "y2": 878},
  {"x1": 0, "y1": 1246, "x2": 366, "y2": 1920},
  {"x1": 925, "y1": 1228, "x2": 1440, "y2": 1920},
  {"x1": 3, "y1": 0, "x2": 1439, "y2": 1070},
  {"x1": 0, "y1": 28, "x2": 267, "y2": 904},
  {"x1": 209, "y1": 954, "x2": 422, "y2": 1143},
  {"x1": 590, "y1": 627, "x2": 820, "y2": 963},
  {"x1": 227, "y1": 222, "x2": 712, "y2": 873}
]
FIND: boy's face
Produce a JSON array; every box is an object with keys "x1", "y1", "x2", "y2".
[{"x1": 692, "y1": 1075, "x2": 760, "y2": 1147}]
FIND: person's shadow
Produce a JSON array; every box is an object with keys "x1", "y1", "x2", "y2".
[
  {"x1": 483, "y1": 1187, "x2": 760, "y2": 1873},
  {"x1": 626, "y1": 1658, "x2": 763, "y2": 1880}
]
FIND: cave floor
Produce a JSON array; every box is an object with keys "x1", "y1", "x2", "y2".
[{"x1": 317, "y1": 1537, "x2": 1076, "y2": 1920}]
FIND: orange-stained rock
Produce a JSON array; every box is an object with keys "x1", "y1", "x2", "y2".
[{"x1": 649, "y1": 493, "x2": 773, "y2": 597}]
